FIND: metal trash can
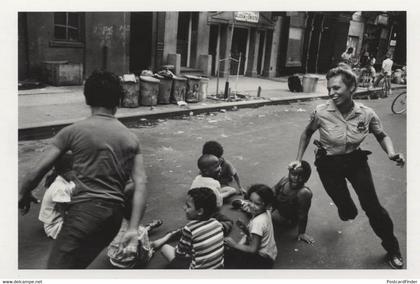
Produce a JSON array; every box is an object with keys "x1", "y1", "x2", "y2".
[
  {"x1": 184, "y1": 75, "x2": 201, "y2": 103},
  {"x1": 120, "y1": 75, "x2": 140, "y2": 108},
  {"x1": 171, "y1": 76, "x2": 187, "y2": 103},
  {"x1": 154, "y1": 74, "x2": 172, "y2": 104},
  {"x1": 199, "y1": 77, "x2": 209, "y2": 101},
  {"x1": 139, "y1": 76, "x2": 160, "y2": 106},
  {"x1": 302, "y1": 74, "x2": 319, "y2": 93}
]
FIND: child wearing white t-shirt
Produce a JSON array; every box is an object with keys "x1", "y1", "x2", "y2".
[
  {"x1": 38, "y1": 153, "x2": 74, "y2": 239},
  {"x1": 224, "y1": 184, "x2": 277, "y2": 269}
]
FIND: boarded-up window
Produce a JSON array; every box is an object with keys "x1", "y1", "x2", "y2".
[{"x1": 285, "y1": 27, "x2": 304, "y2": 67}]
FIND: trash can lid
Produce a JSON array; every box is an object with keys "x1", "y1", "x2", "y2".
[
  {"x1": 140, "y1": 75, "x2": 160, "y2": 83},
  {"x1": 303, "y1": 74, "x2": 319, "y2": 79},
  {"x1": 154, "y1": 74, "x2": 164, "y2": 79},
  {"x1": 43, "y1": 60, "x2": 69, "y2": 64},
  {"x1": 172, "y1": 75, "x2": 187, "y2": 81},
  {"x1": 154, "y1": 74, "x2": 173, "y2": 80},
  {"x1": 183, "y1": 75, "x2": 201, "y2": 80}
]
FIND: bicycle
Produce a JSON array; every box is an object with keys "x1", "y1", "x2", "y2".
[{"x1": 391, "y1": 91, "x2": 407, "y2": 114}]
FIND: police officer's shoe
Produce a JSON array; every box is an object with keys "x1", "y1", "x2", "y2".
[{"x1": 387, "y1": 253, "x2": 404, "y2": 269}]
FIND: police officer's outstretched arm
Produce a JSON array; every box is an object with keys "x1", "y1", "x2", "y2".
[
  {"x1": 289, "y1": 120, "x2": 317, "y2": 169},
  {"x1": 120, "y1": 149, "x2": 148, "y2": 251},
  {"x1": 375, "y1": 133, "x2": 405, "y2": 167},
  {"x1": 18, "y1": 144, "x2": 63, "y2": 215},
  {"x1": 370, "y1": 112, "x2": 405, "y2": 167}
]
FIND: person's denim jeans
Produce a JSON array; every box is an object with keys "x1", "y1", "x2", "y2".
[
  {"x1": 47, "y1": 199, "x2": 124, "y2": 269},
  {"x1": 315, "y1": 150, "x2": 401, "y2": 255}
]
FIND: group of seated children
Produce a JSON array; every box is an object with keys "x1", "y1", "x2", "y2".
[{"x1": 38, "y1": 140, "x2": 313, "y2": 269}]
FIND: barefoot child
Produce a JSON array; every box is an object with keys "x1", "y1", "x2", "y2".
[
  {"x1": 202, "y1": 141, "x2": 246, "y2": 196},
  {"x1": 157, "y1": 187, "x2": 224, "y2": 269},
  {"x1": 224, "y1": 184, "x2": 277, "y2": 269}
]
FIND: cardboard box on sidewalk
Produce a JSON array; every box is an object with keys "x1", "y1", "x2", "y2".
[{"x1": 43, "y1": 61, "x2": 83, "y2": 86}]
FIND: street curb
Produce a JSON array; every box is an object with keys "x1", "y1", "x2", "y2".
[
  {"x1": 18, "y1": 94, "x2": 328, "y2": 141},
  {"x1": 18, "y1": 84, "x2": 406, "y2": 141}
]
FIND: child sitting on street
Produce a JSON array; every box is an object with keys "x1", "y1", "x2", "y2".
[
  {"x1": 38, "y1": 152, "x2": 75, "y2": 239},
  {"x1": 107, "y1": 217, "x2": 163, "y2": 269},
  {"x1": 107, "y1": 180, "x2": 163, "y2": 268},
  {"x1": 191, "y1": 154, "x2": 233, "y2": 234},
  {"x1": 273, "y1": 160, "x2": 314, "y2": 244},
  {"x1": 202, "y1": 140, "x2": 246, "y2": 196},
  {"x1": 191, "y1": 154, "x2": 223, "y2": 205},
  {"x1": 232, "y1": 161, "x2": 314, "y2": 244},
  {"x1": 224, "y1": 184, "x2": 277, "y2": 269},
  {"x1": 157, "y1": 187, "x2": 225, "y2": 269}
]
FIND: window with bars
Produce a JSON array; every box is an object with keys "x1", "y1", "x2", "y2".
[{"x1": 54, "y1": 12, "x2": 81, "y2": 41}]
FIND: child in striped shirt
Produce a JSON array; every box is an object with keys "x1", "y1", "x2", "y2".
[{"x1": 156, "y1": 187, "x2": 224, "y2": 269}]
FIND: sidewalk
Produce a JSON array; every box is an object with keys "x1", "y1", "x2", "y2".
[{"x1": 18, "y1": 74, "x2": 405, "y2": 140}]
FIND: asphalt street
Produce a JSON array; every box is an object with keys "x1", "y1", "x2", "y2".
[{"x1": 18, "y1": 93, "x2": 406, "y2": 269}]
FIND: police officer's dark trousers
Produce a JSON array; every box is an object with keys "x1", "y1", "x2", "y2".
[{"x1": 315, "y1": 149, "x2": 400, "y2": 255}]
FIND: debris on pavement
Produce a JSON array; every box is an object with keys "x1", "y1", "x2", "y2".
[{"x1": 177, "y1": 101, "x2": 188, "y2": 107}]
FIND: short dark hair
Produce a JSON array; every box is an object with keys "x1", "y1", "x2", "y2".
[
  {"x1": 347, "y1": 47, "x2": 354, "y2": 53},
  {"x1": 84, "y1": 70, "x2": 123, "y2": 108},
  {"x1": 326, "y1": 65, "x2": 358, "y2": 91},
  {"x1": 202, "y1": 141, "x2": 224, "y2": 158},
  {"x1": 45, "y1": 152, "x2": 73, "y2": 188},
  {"x1": 289, "y1": 160, "x2": 312, "y2": 183},
  {"x1": 197, "y1": 154, "x2": 219, "y2": 172},
  {"x1": 54, "y1": 152, "x2": 73, "y2": 175},
  {"x1": 188, "y1": 187, "x2": 218, "y2": 219},
  {"x1": 247, "y1": 184, "x2": 274, "y2": 207}
]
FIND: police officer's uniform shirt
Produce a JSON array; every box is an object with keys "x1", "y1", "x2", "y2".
[{"x1": 308, "y1": 100, "x2": 386, "y2": 155}]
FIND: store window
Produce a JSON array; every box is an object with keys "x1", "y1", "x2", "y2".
[{"x1": 54, "y1": 12, "x2": 81, "y2": 42}]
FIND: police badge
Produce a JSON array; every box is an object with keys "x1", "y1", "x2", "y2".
[{"x1": 357, "y1": 121, "x2": 367, "y2": 132}]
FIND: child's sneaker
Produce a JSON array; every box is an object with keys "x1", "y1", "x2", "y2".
[
  {"x1": 387, "y1": 253, "x2": 404, "y2": 269},
  {"x1": 144, "y1": 219, "x2": 163, "y2": 231}
]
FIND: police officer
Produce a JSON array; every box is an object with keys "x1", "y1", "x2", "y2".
[{"x1": 289, "y1": 65, "x2": 405, "y2": 269}]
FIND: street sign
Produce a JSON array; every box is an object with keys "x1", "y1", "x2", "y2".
[{"x1": 234, "y1": 12, "x2": 259, "y2": 23}]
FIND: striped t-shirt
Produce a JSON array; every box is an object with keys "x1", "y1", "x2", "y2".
[{"x1": 175, "y1": 218, "x2": 224, "y2": 269}]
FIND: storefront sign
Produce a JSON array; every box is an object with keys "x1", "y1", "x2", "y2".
[{"x1": 234, "y1": 12, "x2": 259, "y2": 23}]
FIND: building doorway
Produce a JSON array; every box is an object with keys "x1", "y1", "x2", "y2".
[
  {"x1": 209, "y1": 24, "x2": 220, "y2": 76},
  {"x1": 177, "y1": 12, "x2": 198, "y2": 67},
  {"x1": 129, "y1": 12, "x2": 153, "y2": 74},
  {"x1": 257, "y1": 30, "x2": 267, "y2": 75},
  {"x1": 230, "y1": 27, "x2": 248, "y2": 75}
]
